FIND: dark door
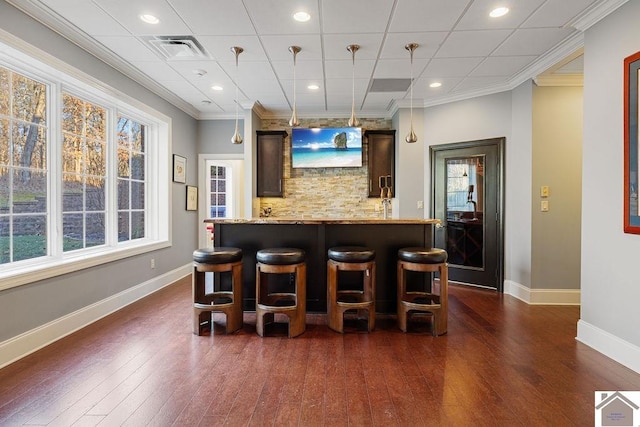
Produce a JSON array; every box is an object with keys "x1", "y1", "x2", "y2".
[{"x1": 431, "y1": 138, "x2": 504, "y2": 290}]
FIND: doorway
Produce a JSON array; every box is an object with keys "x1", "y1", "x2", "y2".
[{"x1": 430, "y1": 138, "x2": 504, "y2": 291}]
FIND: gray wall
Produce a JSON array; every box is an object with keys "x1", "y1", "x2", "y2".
[
  {"x1": 579, "y1": 0, "x2": 640, "y2": 362},
  {"x1": 532, "y1": 86, "x2": 583, "y2": 289},
  {"x1": 197, "y1": 119, "x2": 244, "y2": 154},
  {"x1": 0, "y1": 2, "x2": 198, "y2": 341}
]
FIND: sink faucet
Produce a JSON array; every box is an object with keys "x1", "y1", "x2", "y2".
[
  {"x1": 382, "y1": 197, "x2": 391, "y2": 219},
  {"x1": 467, "y1": 200, "x2": 477, "y2": 219}
]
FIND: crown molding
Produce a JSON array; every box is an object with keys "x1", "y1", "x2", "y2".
[
  {"x1": 6, "y1": 0, "x2": 201, "y2": 119},
  {"x1": 567, "y1": 0, "x2": 629, "y2": 31}
]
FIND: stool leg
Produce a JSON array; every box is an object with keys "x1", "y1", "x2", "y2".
[
  {"x1": 435, "y1": 263, "x2": 448, "y2": 335},
  {"x1": 193, "y1": 268, "x2": 211, "y2": 335},
  {"x1": 289, "y1": 263, "x2": 306, "y2": 338},
  {"x1": 365, "y1": 263, "x2": 376, "y2": 332},
  {"x1": 225, "y1": 262, "x2": 243, "y2": 334},
  {"x1": 327, "y1": 261, "x2": 343, "y2": 333},
  {"x1": 397, "y1": 261, "x2": 408, "y2": 332}
]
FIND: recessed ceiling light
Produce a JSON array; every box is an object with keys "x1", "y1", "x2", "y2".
[
  {"x1": 489, "y1": 7, "x2": 509, "y2": 18},
  {"x1": 429, "y1": 82, "x2": 442, "y2": 88},
  {"x1": 139, "y1": 14, "x2": 160, "y2": 24},
  {"x1": 211, "y1": 85, "x2": 223, "y2": 91},
  {"x1": 307, "y1": 84, "x2": 319, "y2": 90},
  {"x1": 293, "y1": 11, "x2": 311, "y2": 22}
]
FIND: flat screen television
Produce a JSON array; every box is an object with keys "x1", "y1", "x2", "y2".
[{"x1": 291, "y1": 127, "x2": 363, "y2": 168}]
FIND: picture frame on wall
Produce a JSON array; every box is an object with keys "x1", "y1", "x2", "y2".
[
  {"x1": 186, "y1": 185, "x2": 198, "y2": 211},
  {"x1": 624, "y1": 51, "x2": 640, "y2": 234},
  {"x1": 173, "y1": 154, "x2": 186, "y2": 183}
]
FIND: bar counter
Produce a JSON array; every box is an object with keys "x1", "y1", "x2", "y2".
[{"x1": 205, "y1": 217, "x2": 440, "y2": 313}]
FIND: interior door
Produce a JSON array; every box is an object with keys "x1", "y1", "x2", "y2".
[{"x1": 431, "y1": 138, "x2": 504, "y2": 290}]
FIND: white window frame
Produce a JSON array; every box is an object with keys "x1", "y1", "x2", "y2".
[{"x1": 0, "y1": 35, "x2": 171, "y2": 291}]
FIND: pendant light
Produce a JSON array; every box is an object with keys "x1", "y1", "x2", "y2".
[
  {"x1": 347, "y1": 44, "x2": 360, "y2": 127},
  {"x1": 405, "y1": 43, "x2": 418, "y2": 143},
  {"x1": 230, "y1": 46, "x2": 244, "y2": 144},
  {"x1": 288, "y1": 45, "x2": 301, "y2": 127}
]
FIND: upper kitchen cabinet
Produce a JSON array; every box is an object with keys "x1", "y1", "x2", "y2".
[{"x1": 256, "y1": 130, "x2": 287, "y2": 197}]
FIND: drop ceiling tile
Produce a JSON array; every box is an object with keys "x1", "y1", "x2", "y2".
[
  {"x1": 523, "y1": 0, "x2": 599, "y2": 28},
  {"x1": 470, "y1": 55, "x2": 538, "y2": 77},
  {"x1": 493, "y1": 28, "x2": 576, "y2": 56},
  {"x1": 169, "y1": 0, "x2": 256, "y2": 36},
  {"x1": 436, "y1": 30, "x2": 513, "y2": 58},
  {"x1": 321, "y1": 0, "x2": 394, "y2": 34},
  {"x1": 388, "y1": 0, "x2": 469, "y2": 32},
  {"x1": 322, "y1": 34, "x2": 385, "y2": 60},
  {"x1": 455, "y1": 0, "x2": 546, "y2": 30},
  {"x1": 260, "y1": 35, "x2": 323, "y2": 61},
  {"x1": 93, "y1": 0, "x2": 191, "y2": 35},
  {"x1": 273, "y1": 60, "x2": 324, "y2": 81},
  {"x1": 373, "y1": 58, "x2": 429, "y2": 79},
  {"x1": 39, "y1": 0, "x2": 130, "y2": 36},
  {"x1": 197, "y1": 35, "x2": 266, "y2": 62},
  {"x1": 422, "y1": 57, "x2": 485, "y2": 78},
  {"x1": 412, "y1": 77, "x2": 463, "y2": 97},
  {"x1": 130, "y1": 61, "x2": 185, "y2": 81},
  {"x1": 243, "y1": 0, "x2": 320, "y2": 35},
  {"x1": 324, "y1": 59, "x2": 376, "y2": 80},
  {"x1": 94, "y1": 36, "x2": 159, "y2": 62},
  {"x1": 379, "y1": 33, "x2": 447, "y2": 60}
]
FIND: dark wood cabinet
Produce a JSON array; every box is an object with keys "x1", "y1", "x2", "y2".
[
  {"x1": 256, "y1": 130, "x2": 287, "y2": 197},
  {"x1": 365, "y1": 130, "x2": 395, "y2": 198}
]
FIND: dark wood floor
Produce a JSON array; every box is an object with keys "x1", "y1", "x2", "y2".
[{"x1": 1, "y1": 277, "x2": 639, "y2": 426}]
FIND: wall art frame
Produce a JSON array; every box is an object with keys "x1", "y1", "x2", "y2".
[
  {"x1": 624, "y1": 51, "x2": 640, "y2": 234},
  {"x1": 173, "y1": 154, "x2": 186, "y2": 183},
  {"x1": 186, "y1": 185, "x2": 198, "y2": 211}
]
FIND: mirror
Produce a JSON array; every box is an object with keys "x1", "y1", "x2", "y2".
[{"x1": 445, "y1": 156, "x2": 484, "y2": 269}]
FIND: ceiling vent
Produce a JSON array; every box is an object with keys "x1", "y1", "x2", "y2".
[
  {"x1": 369, "y1": 78, "x2": 412, "y2": 92},
  {"x1": 144, "y1": 35, "x2": 209, "y2": 60}
]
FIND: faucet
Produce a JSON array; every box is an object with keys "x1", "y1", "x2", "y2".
[
  {"x1": 467, "y1": 200, "x2": 477, "y2": 219},
  {"x1": 382, "y1": 197, "x2": 391, "y2": 219}
]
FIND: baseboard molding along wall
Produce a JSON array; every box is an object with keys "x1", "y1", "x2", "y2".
[
  {"x1": 0, "y1": 263, "x2": 191, "y2": 369},
  {"x1": 577, "y1": 320, "x2": 640, "y2": 375},
  {"x1": 504, "y1": 280, "x2": 581, "y2": 305}
]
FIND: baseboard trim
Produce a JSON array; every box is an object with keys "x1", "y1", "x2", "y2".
[
  {"x1": 504, "y1": 280, "x2": 581, "y2": 305},
  {"x1": 0, "y1": 264, "x2": 191, "y2": 369},
  {"x1": 576, "y1": 320, "x2": 640, "y2": 375}
]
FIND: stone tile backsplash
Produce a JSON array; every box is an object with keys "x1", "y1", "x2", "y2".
[{"x1": 259, "y1": 118, "x2": 392, "y2": 218}]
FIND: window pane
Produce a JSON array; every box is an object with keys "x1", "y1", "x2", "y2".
[
  {"x1": 118, "y1": 211, "x2": 129, "y2": 242},
  {"x1": 12, "y1": 122, "x2": 47, "y2": 170},
  {"x1": 131, "y1": 153, "x2": 144, "y2": 180},
  {"x1": 118, "y1": 147, "x2": 130, "y2": 178},
  {"x1": 62, "y1": 174, "x2": 83, "y2": 211},
  {"x1": 85, "y1": 104, "x2": 106, "y2": 140},
  {"x1": 13, "y1": 169, "x2": 46, "y2": 213},
  {"x1": 131, "y1": 211, "x2": 144, "y2": 239},
  {"x1": 13, "y1": 215, "x2": 47, "y2": 261},
  {"x1": 117, "y1": 179, "x2": 129, "y2": 210},
  {"x1": 63, "y1": 213, "x2": 83, "y2": 251},
  {"x1": 131, "y1": 181, "x2": 144, "y2": 210},
  {"x1": 0, "y1": 166, "x2": 8, "y2": 210},
  {"x1": 0, "y1": 68, "x2": 9, "y2": 115},
  {"x1": 86, "y1": 179, "x2": 105, "y2": 211},
  {"x1": 86, "y1": 213, "x2": 105, "y2": 247},
  {"x1": 12, "y1": 73, "x2": 47, "y2": 126},
  {"x1": 0, "y1": 119, "x2": 9, "y2": 166},
  {"x1": 86, "y1": 139, "x2": 106, "y2": 176},
  {"x1": 0, "y1": 216, "x2": 9, "y2": 264}
]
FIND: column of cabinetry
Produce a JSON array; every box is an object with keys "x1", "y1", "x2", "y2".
[
  {"x1": 366, "y1": 130, "x2": 395, "y2": 198},
  {"x1": 256, "y1": 130, "x2": 287, "y2": 197}
]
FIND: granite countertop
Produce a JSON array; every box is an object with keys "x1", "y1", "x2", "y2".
[{"x1": 204, "y1": 217, "x2": 441, "y2": 225}]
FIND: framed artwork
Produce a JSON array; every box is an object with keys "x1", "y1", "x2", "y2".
[
  {"x1": 173, "y1": 154, "x2": 186, "y2": 183},
  {"x1": 186, "y1": 185, "x2": 198, "y2": 211},
  {"x1": 624, "y1": 51, "x2": 640, "y2": 233}
]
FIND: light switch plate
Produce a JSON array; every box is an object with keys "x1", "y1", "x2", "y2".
[
  {"x1": 541, "y1": 200, "x2": 549, "y2": 212},
  {"x1": 541, "y1": 186, "x2": 549, "y2": 197}
]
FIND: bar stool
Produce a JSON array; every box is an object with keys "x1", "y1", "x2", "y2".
[
  {"x1": 327, "y1": 246, "x2": 376, "y2": 333},
  {"x1": 255, "y1": 248, "x2": 306, "y2": 338},
  {"x1": 192, "y1": 247, "x2": 243, "y2": 335},
  {"x1": 397, "y1": 247, "x2": 448, "y2": 336}
]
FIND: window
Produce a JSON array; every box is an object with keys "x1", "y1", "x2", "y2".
[
  {"x1": 208, "y1": 164, "x2": 229, "y2": 218},
  {"x1": 0, "y1": 40, "x2": 170, "y2": 289}
]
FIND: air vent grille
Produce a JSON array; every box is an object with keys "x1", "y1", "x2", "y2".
[
  {"x1": 369, "y1": 78, "x2": 412, "y2": 92},
  {"x1": 144, "y1": 35, "x2": 209, "y2": 60}
]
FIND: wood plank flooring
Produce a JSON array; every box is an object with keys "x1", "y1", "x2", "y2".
[{"x1": 1, "y1": 276, "x2": 639, "y2": 426}]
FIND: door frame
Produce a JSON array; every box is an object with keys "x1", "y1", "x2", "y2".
[{"x1": 430, "y1": 137, "x2": 505, "y2": 292}]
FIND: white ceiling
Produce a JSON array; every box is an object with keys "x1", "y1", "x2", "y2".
[{"x1": 8, "y1": 0, "x2": 623, "y2": 119}]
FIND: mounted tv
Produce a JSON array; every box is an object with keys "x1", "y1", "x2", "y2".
[{"x1": 291, "y1": 127, "x2": 363, "y2": 168}]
